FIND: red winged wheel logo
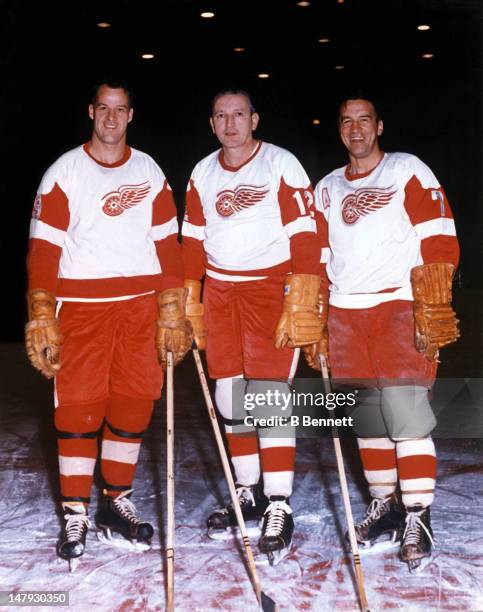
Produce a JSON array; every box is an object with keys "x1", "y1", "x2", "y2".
[
  {"x1": 101, "y1": 182, "x2": 151, "y2": 217},
  {"x1": 215, "y1": 184, "x2": 269, "y2": 217},
  {"x1": 341, "y1": 186, "x2": 396, "y2": 225}
]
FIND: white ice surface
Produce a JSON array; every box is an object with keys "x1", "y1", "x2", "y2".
[{"x1": 0, "y1": 345, "x2": 482, "y2": 611}]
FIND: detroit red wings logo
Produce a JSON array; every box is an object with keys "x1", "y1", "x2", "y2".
[
  {"x1": 215, "y1": 184, "x2": 269, "y2": 217},
  {"x1": 341, "y1": 186, "x2": 396, "y2": 225},
  {"x1": 101, "y1": 182, "x2": 151, "y2": 217}
]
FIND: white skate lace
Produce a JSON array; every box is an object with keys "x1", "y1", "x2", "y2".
[
  {"x1": 221, "y1": 486, "x2": 255, "y2": 515},
  {"x1": 64, "y1": 512, "x2": 91, "y2": 542},
  {"x1": 113, "y1": 489, "x2": 141, "y2": 524},
  {"x1": 263, "y1": 500, "x2": 292, "y2": 537},
  {"x1": 402, "y1": 509, "x2": 434, "y2": 548},
  {"x1": 358, "y1": 496, "x2": 391, "y2": 528}
]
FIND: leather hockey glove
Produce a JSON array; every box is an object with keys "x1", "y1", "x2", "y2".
[
  {"x1": 184, "y1": 279, "x2": 207, "y2": 350},
  {"x1": 303, "y1": 288, "x2": 330, "y2": 371},
  {"x1": 25, "y1": 289, "x2": 62, "y2": 379},
  {"x1": 410, "y1": 262, "x2": 460, "y2": 362},
  {"x1": 156, "y1": 287, "x2": 193, "y2": 369},
  {"x1": 274, "y1": 274, "x2": 322, "y2": 349}
]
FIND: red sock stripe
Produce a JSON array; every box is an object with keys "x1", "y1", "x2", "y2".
[
  {"x1": 260, "y1": 446, "x2": 296, "y2": 473},
  {"x1": 101, "y1": 458, "x2": 136, "y2": 488},
  {"x1": 359, "y1": 448, "x2": 397, "y2": 471},
  {"x1": 226, "y1": 432, "x2": 259, "y2": 457},
  {"x1": 59, "y1": 474, "x2": 93, "y2": 499},
  {"x1": 397, "y1": 454, "x2": 437, "y2": 480}
]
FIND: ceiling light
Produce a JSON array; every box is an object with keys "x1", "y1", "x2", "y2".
[
  {"x1": 422, "y1": 53, "x2": 434, "y2": 59},
  {"x1": 233, "y1": 47, "x2": 245, "y2": 52},
  {"x1": 141, "y1": 53, "x2": 155, "y2": 60},
  {"x1": 200, "y1": 11, "x2": 215, "y2": 18},
  {"x1": 334, "y1": 64, "x2": 344, "y2": 70},
  {"x1": 318, "y1": 38, "x2": 330, "y2": 43},
  {"x1": 297, "y1": 1, "x2": 311, "y2": 6},
  {"x1": 337, "y1": 0, "x2": 344, "y2": 4},
  {"x1": 313, "y1": 119, "x2": 320, "y2": 125},
  {"x1": 258, "y1": 73, "x2": 270, "y2": 79},
  {"x1": 97, "y1": 22, "x2": 111, "y2": 28},
  {"x1": 417, "y1": 24, "x2": 430, "y2": 31}
]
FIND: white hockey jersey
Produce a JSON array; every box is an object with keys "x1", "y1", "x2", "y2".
[
  {"x1": 315, "y1": 152, "x2": 459, "y2": 308},
  {"x1": 182, "y1": 141, "x2": 317, "y2": 281},
  {"x1": 28, "y1": 144, "x2": 181, "y2": 300}
]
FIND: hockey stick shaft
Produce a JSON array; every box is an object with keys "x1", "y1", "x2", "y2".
[
  {"x1": 192, "y1": 348, "x2": 277, "y2": 612},
  {"x1": 319, "y1": 355, "x2": 370, "y2": 612},
  {"x1": 166, "y1": 352, "x2": 175, "y2": 612}
]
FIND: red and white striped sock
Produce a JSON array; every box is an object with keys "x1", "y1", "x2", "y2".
[
  {"x1": 396, "y1": 436, "x2": 436, "y2": 507},
  {"x1": 357, "y1": 437, "x2": 398, "y2": 499}
]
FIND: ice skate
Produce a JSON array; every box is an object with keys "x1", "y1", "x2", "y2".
[
  {"x1": 95, "y1": 489, "x2": 153, "y2": 552},
  {"x1": 57, "y1": 503, "x2": 91, "y2": 572},
  {"x1": 352, "y1": 494, "x2": 405, "y2": 551},
  {"x1": 259, "y1": 496, "x2": 294, "y2": 566},
  {"x1": 400, "y1": 506, "x2": 434, "y2": 572},
  {"x1": 207, "y1": 483, "x2": 268, "y2": 540}
]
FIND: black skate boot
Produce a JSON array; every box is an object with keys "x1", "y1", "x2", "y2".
[
  {"x1": 352, "y1": 495, "x2": 405, "y2": 550},
  {"x1": 207, "y1": 483, "x2": 268, "y2": 540},
  {"x1": 259, "y1": 496, "x2": 294, "y2": 566},
  {"x1": 95, "y1": 489, "x2": 154, "y2": 551},
  {"x1": 400, "y1": 506, "x2": 434, "y2": 572},
  {"x1": 57, "y1": 503, "x2": 91, "y2": 572}
]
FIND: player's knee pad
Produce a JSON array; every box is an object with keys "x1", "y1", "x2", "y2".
[
  {"x1": 215, "y1": 375, "x2": 245, "y2": 420},
  {"x1": 55, "y1": 400, "x2": 105, "y2": 433},
  {"x1": 245, "y1": 380, "x2": 295, "y2": 440},
  {"x1": 381, "y1": 386, "x2": 437, "y2": 439},
  {"x1": 345, "y1": 388, "x2": 387, "y2": 437}
]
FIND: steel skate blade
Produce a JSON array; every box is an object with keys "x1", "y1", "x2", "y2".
[
  {"x1": 360, "y1": 531, "x2": 402, "y2": 555},
  {"x1": 407, "y1": 554, "x2": 431, "y2": 573},
  {"x1": 96, "y1": 529, "x2": 151, "y2": 552},
  {"x1": 208, "y1": 524, "x2": 262, "y2": 541},
  {"x1": 264, "y1": 542, "x2": 292, "y2": 567}
]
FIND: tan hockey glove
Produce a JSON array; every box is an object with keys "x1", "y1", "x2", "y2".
[
  {"x1": 156, "y1": 287, "x2": 193, "y2": 369},
  {"x1": 410, "y1": 263, "x2": 460, "y2": 362},
  {"x1": 184, "y1": 279, "x2": 207, "y2": 351},
  {"x1": 303, "y1": 289, "x2": 330, "y2": 371},
  {"x1": 25, "y1": 289, "x2": 62, "y2": 379},
  {"x1": 274, "y1": 274, "x2": 322, "y2": 349}
]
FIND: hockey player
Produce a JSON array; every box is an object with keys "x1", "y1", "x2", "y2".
[
  {"x1": 305, "y1": 94, "x2": 460, "y2": 571},
  {"x1": 25, "y1": 82, "x2": 193, "y2": 568},
  {"x1": 181, "y1": 89, "x2": 322, "y2": 563}
]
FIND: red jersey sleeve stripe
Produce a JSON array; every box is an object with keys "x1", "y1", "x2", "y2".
[
  {"x1": 35, "y1": 182, "x2": 70, "y2": 231},
  {"x1": 152, "y1": 180, "x2": 178, "y2": 227},
  {"x1": 181, "y1": 236, "x2": 207, "y2": 281},
  {"x1": 404, "y1": 175, "x2": 454, "y2": 225},
  {"x1": 420, "y1": 235, "x2": 460, "y2": 267},
  {"x1": 278, "y1": 178, "x2": 314, "y2": 227},
  {"x1": 183, "y1": 179, "x2": 206, "y2": 227},
  {"x1": 27, "y1": 238, "x2": 62, "y2": 294}
]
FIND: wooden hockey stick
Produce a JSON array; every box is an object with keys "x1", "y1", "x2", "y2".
[
  {"x1": 319, "y1": 355, "x2": 370, "y2": 612},
  {"x1": 166, "y1": 351, "x2": 175, "y2": 612},
  {"x1": 192, "y1": 347, "x2": 277, "y2": 612}
]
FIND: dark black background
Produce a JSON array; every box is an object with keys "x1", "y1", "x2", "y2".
[{"x1": 1, "y1": 0, "x2": 481, "y2": 340}]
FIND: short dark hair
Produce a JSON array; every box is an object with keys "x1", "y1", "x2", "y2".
[
  {"x1": 211, "y1": 89, "x2": 256, "y2": 115},
  {"x1": 91, "y1": 80, "x2": 133, "y2": 108},
  {"x1": 338, "y1": 90, "x2": 382, "y2": 122}
]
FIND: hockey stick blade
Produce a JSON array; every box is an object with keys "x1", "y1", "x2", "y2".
[{"x1": 260, "y1": 590, "x2": 277, "y2": 612}]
